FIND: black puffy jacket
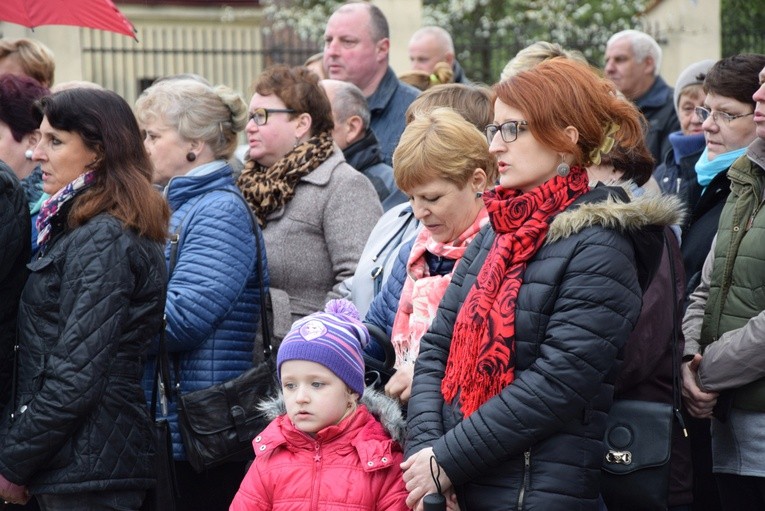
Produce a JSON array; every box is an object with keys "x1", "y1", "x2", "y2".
[
  {"x1": 0, "y1": 202, "x2": 166, "y2": 495},
  {"x1": 406, "y1": 188, "x2": 679, "y2": 510},
  {"x1": 0, "y1": 163, "x2": 30, "y2": 411}
]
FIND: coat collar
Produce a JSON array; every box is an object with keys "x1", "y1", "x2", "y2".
[{"x1": 257, "y1": 387, "x2": 405, "y2": 444}]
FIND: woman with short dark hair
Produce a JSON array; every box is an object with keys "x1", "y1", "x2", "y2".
[{"x1": 238, "y1": 64, "x2": 381, "y2": 329}]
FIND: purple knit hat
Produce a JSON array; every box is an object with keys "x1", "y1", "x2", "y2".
[{"x1": 277, "y1": 299, "x2": 370, "y2": 396}]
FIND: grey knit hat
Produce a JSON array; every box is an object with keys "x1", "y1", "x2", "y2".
[{"x1": 673, "y1": 59, "x2": 716, "y2": 116}]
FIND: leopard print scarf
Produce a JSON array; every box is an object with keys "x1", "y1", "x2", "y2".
[{"x1": 237, "y1": 130, "x2": 334, "y2": 227}]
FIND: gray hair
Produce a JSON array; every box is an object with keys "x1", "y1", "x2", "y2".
[
  {"x1": 322, "y1": 79, "x2": 370, "y2": 129},
  {"x1": 134, "y1": 78, "x2": 248, "y2": 160},
  {"x1": 410, "y1": 26, "x2": 454, "y2": 54},
  {"x1": 608, "y1": 29, "x2": 662, "y2": 76}
]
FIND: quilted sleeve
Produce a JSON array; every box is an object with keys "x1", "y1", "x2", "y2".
[
  {"x1": 364, "y1": 240, "x2": 411, "y2": 338},
  {"x1": 164, "y1": 193, "x2": 259, "y2": 350},
  {"x1": 229, "y1": 458, "x2": 273, "y2": 511},
  {"x1": 0, "y1": 218, "x2": 135, "y2": 483}
]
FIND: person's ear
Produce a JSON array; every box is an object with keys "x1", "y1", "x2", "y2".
[
  {"x1": 376, "y1": 38, "x2": 390, "y2": 62},
  {"x1": 470, "y1": 167, "x2": 487, "y2": 192},
  {"x1": 444, "y1": 51, "x2": 455, "y2": 66},
  {"x1": 346, "y1": 115, "x2": 365, "y2": 144},
  {"x1": 294, "y1": 112, "x2": 313, "y2": 140},
  {"x1": 643, "y1": 55, "x2": 656, "y2": 76},
  {"x1": 563, "y1": 126, "x2": 579, "y2": 146},
  {"x1": 24, "y1": 130, "x2": 41, "y2": 150}
]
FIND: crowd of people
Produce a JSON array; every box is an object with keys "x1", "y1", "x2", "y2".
[{"x1": 0, "y1": 2, "x2": 764, "y2": 510}]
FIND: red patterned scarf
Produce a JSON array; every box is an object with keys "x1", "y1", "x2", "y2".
[
  {"x1": 441, "y1": 166, "x2": 589, "y2": 417},
  {"x1": 390, "y1": 208, "x2": 489, "y2": 368}
]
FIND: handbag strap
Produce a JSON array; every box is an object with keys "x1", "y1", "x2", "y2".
[
  {"x1": 170, "y1": 187, "x2": 272, "y2": 392},
  {"x1": 150, "y1": 316, "x2": 172, "y2": 420},
  {"x1": 665, "y1": 232, "x2": 688, "y2": 438}
]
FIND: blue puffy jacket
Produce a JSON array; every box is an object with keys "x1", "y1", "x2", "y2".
[{"x1": 142, "y1": 163, "x2": 269, "y2": 459}]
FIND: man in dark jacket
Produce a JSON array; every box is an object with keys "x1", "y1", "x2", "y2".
[
  {"x1": 321, "y1": 78, "x2": 405, "y2": 210},
  {"x1": 605, "y1": 30, "x2": 680, "y2": 165},
  {"x1": 0, "y1": 160, "x2": 30, "y2": 411}
]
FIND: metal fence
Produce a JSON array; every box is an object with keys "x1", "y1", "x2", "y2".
[{"x1": 80, "y1": 24, "x2": 320, "y2": 104}]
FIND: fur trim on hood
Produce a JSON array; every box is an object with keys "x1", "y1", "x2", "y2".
[
  {"x1": 546, "y1": 186, "x2": 685, "y2": 244},
  {"x1": 257, "y1": 387, "x2": 406, "y2": 444}
]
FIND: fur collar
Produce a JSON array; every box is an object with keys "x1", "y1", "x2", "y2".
[
  {"x1": 257, "y1": 387, "x2": 406, "y2": 444},
  {"x1": 546, "y1": 186, "x2": 685, "y2": 244}
]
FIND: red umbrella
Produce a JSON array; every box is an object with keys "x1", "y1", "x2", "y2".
[{"x1": 0, "y1": 0, "x2": 137, "y2": 39}]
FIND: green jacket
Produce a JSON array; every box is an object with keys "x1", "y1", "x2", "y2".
[{"x1": 700, "y1": 138, "x2": 765, "y2": 410}]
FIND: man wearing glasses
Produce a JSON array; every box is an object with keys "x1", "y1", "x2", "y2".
[{"x1": 605, "y1": 29, "x2": 680, "y2": 166}]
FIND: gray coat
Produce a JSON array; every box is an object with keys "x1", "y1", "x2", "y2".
[{"x1": 263, "y1": 148, "x2": 382, "y2": 339}]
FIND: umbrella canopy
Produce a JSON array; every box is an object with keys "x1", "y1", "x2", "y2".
[{"x1": 0, "y1": 0, "x2": 136, "y2": 39}]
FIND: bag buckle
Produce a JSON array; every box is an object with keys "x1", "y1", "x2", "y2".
[{"x1": 605, "y1": 450, "x2": 632, "y2": 465}]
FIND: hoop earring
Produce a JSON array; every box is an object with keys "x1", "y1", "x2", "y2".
[
  {"x1": 186, "y1": 152, "x2": 197, "y2": 162},
  {"x1": 556, "y1": 161, "x2": 570, "y2": 177},
  {"x1": 25, "y1": 149, "x2": 34, "y2": 160}
]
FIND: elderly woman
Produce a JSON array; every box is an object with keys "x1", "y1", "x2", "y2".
[
  {"x1": 134, "y1": 77, "x2": 268, "y2": 511},
  {"x1": 402, "y1": 59, "x2": 683, "y2": 510},
  {"x1": 238, "y1": 64, "x2": 381, "y2": 333},
  {"x1": 0, "y1": 88, "x2": 169, "y2": 509},
  {"x1": 0, "y1": 73, "x2": 50, "y2": 253},
  {"x1": 364, "y1": 107, "x2": 497, "y2": 404},
  {"x1": 654, "y1": 59, "x2": 715, "y2": 199}
]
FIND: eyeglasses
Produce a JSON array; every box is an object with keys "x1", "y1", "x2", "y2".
[
  {"x1": 694, "y1": 106, "x2": 754, "y2": 126},
  {"x1": 485, "y1": 120, "x2": 528, "y2": 144},
  {"x1": 248, "y1": 108, "x2": 296, "y2": 126}
]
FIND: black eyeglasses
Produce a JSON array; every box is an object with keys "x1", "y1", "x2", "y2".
[
  {"x1": 248, "y1": 108, "x2": 296, "y2": 126},
  {"x1": 485, "y1": 120, "x2": 528, "y2": 144},
  {"x1": 695, "y1": 106, "x2": 754, "y2": 126}
]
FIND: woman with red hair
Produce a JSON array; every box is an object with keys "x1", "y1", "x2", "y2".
[{"x1": 402, "y1": 59, "x2": 684, "y2": 510}]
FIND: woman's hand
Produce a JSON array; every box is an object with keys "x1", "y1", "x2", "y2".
[
  {"x1": 0, "y1": 474, "x2": 29, "y2": 505},
  {"x1": 385, "y1": 363, "x2": 414, "y2": 404},
  {"x1": 682, "y1": 354, "x2": 719, "y2": 418},
  {"x1": 401, "y1": 447, "x2": 452, "y2": 510}
]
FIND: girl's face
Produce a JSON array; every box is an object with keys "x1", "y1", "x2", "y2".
[{"x1": 280, "y1": 360, "x2": 357, "y2": 436}]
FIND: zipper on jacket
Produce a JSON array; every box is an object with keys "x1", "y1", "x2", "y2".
[
  {"x1": 311, "y1": 441, "x2": 322, "y2": 511},
  {"x1": 516, "y1": 449, "x2": 531, "y2": 511}
]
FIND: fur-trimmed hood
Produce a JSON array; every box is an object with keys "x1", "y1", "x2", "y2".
[
  {"x1": 547, "y1": 185, "x2": 685, "y2": 291},
  {"x1": 257, "y1": 387, "x2": 406, "y2": 444},
  {"x1": 547, "y1": 185, "x2": 685, "y2": 243}
]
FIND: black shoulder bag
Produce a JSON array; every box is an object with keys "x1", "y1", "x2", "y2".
[
  {"x1": 170, "y1": 190, "x2": 277, "y2": 473},
  {"x1": 600, "y1": 233, "x2": 688, "y2": 511}
]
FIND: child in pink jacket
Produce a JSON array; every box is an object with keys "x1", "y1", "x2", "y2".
[{"x1": 230, "y1": 299, "x2": 408, "y2": 511}]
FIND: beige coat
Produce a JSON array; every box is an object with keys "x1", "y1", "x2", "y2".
[{"x1": 263, "y1": 148, "x2": 382, "y2": 340}]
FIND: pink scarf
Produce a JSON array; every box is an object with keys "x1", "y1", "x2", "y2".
[{"x1": 389, "y1": 208, "x2": 489, "y2": 368}]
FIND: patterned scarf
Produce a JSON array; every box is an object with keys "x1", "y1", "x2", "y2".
[
  {"x1": 390, "y1": 208, "x2": 489, "y2": 368},
  {"x1": 441, "y1": 166, "x2": 589, "y2": 417},
  {"x1": 237, "y1": 130, "x2": 334, "y2": 227},
  {"x1": 36, "y1": 170, "x2": 97, "y2": 252}
]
